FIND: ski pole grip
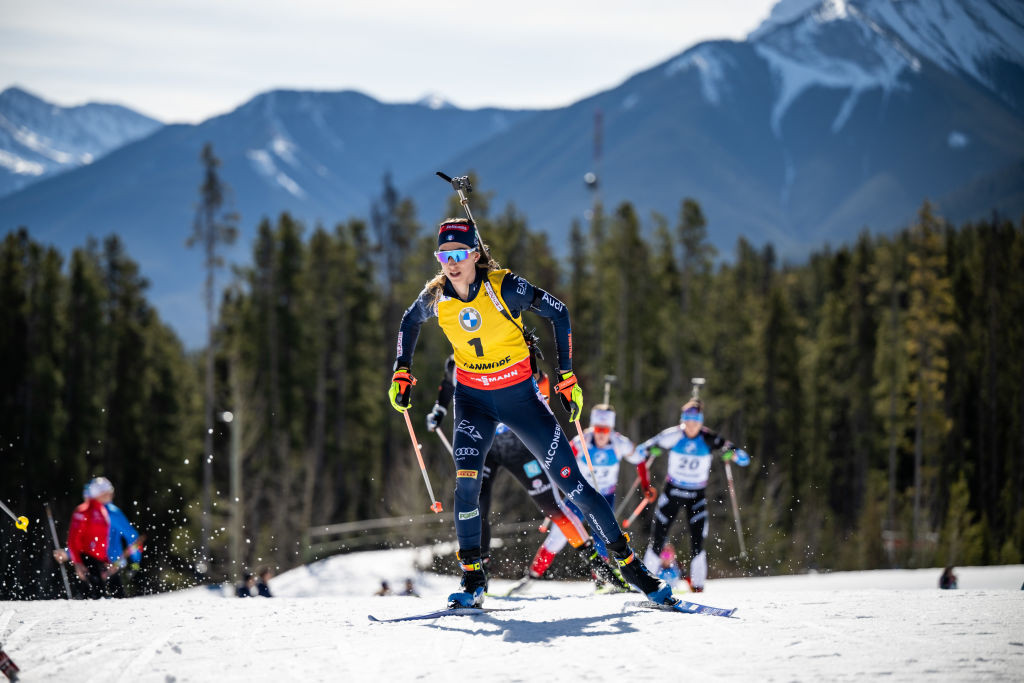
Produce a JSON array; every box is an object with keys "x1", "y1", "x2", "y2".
[{"x1": 436, "y1": 171, "x2": 453, "y2": 183}]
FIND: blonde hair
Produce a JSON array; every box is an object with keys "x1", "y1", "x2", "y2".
[{"x1": 425, "y1": 218, "x2": 500, "y2": 306}]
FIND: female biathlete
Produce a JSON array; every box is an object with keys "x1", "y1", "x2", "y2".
[
  {"x1": 389, "y1": 217, "x2": 675, "y2": 609},
  {"x1": 635, "y1": 398, "x2": 750, "y2": 592},
  {"x1": 426, "y1": 355, "x2": 630, "y2": 593},
  {"x1": 563, "y1": 403, "x2": 652, "y2": 591}
]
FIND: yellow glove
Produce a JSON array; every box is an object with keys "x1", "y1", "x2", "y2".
[
  {"x1": 554, "y1": 371, "x2": 583, "y2": 421},
  {"x1": 389, "y1": 368, "x2": 416, "y2": 412}
]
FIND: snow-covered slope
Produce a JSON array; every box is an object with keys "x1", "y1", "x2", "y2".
[
  {"x1": 1, "y1": 549, "x2": 1021, "y2": 682},
  {"x1": 749, "y1": 0, "x2": 1024, "y2": 120},
  {"x1": 0, "y1": 87, "x2": 162, "y2": 198},
  {"x1": 861, "y1": 0, "x2": 1024, "y2": 111}
]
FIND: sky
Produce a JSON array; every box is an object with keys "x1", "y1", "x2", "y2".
[{"x1": 1, "y1": 0, "x2": 780, "y2": 123}]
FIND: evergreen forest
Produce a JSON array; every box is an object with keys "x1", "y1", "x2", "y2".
[{"x1": 2, "y1": 157, "x2": 1022, "y2": 599}]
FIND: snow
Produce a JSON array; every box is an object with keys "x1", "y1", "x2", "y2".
[
  {"x1": 862, "y1": 0, "x2": 1024, "y2": 97},
  {"x1": 664, "y1": 46, "x2": 732, "y2": 106},
  {"x1": 750, "y1": 0, "x2": 1024, "y2": 117},
  {"x1": 2, "y1": 549, "x2": 1021, "y2": 682},
  {"x1": 948, "y1": 131, "x2": 969, "y2": 149},
  {"x1": 749, "y1": 0, "x2": 825, "y2": 41},
  {"x1": 416, "y1": 93, "x2": 454, "y2": 110},
  {"x1": 0, "y1": 149, "x2": 45, "y2": 176},
  {"x1": 245, "y1": 148, "x2": 307, "y2": 199},
  {"x1": 751, "y1": 1, "x2": 917, "y2": 136}
]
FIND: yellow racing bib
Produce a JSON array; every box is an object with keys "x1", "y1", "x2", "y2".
[{"x1": 437, "y1": 269, "x2": 530, "y2": 387}]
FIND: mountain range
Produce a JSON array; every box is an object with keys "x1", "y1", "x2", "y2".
[
  {"x1": 2, "y1": 0, "x2": 1023, "y2": 347},
  {"x1": 0, "y1": 86, "x2": 161, "y2": 198}
]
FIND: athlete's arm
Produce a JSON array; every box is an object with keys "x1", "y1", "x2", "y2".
[
  {"x1": 436, "y1": 356, "x2": 456, "y2": 409},
  {"x1": 635, "y1": 426, "x2": 681, "y2": 460},
  {"x1": 700, "y1": 426, "x2": 734, "y2": 453},
  {"x1": 107, "y1": 504, "x2": 142, "y2": 562},
  {"x1": 394, "y1": 288, "x2": 435, "y2": 370},
  {"x1": 501, "y1": 273, "x2": 572, "y2": 371}
]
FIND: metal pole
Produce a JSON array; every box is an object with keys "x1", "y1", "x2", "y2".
[
  {"x1": 571, "y1": 419, "x2": 598, "y2": 483},
  {"x1": 403, "y1": 411, "x2": 443, "y2": 513},
  {"x1": 614, "y1": 475, "x2": 640, "y2": 517},
  {"x1": 435, "y1": 428, "x2": 454, "y2": 456},
  {"x1": 0, "y1": 500, "x2": 27, "y2": 531},
  {"x1": 44, "y1": 504, "x2": 72, "y2": 599},
  {"x1": 723, "y1": 459, "x2": 747, "y2": 559}
]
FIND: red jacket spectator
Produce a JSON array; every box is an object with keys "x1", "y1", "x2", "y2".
[{"x1": 67, "y1": 498, "x2": 110, "y2": 564}]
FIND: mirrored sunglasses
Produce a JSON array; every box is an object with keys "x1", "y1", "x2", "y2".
[
  {"x1": 681, "y1": 411, "x2": 704, "y2": 422},
  {"x1": 593, "y1": 425, "x2": 611, "y2": 435},
  {"x1": 434, "y1": 248, "x2": 477, "y2": 265}
]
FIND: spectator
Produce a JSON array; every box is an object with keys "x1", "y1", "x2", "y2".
[
  {"x1": 400, "y1": 579, "x2": 420, "y2": 597},
  {"x1": 256, "y1": 566, "x2": 273, "y2": 597},
  {"x1": 374, "y1": 580, "x2": 392, "y2": 596},
  {"x1": 54, "y1": 477, "x2": 141, "y2": 599},
  {"x1": 939, "y1": 566, "x2": 958, "y2": 589},
  {"x1": 236, "y1": 572, "x2": 255, "y2": 597}
]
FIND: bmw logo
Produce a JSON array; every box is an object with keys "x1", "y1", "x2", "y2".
[
  {"x1": 560, "y1": 467, "x2": 571, "y2": 478},
  {"x1": 459, "y1": 307, "x2": 482, "y2": 332}
]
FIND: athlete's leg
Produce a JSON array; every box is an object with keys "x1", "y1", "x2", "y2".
[
  {"x1": 498, "y1": 380, "x2": 672, "y2": 601},
  {"x1": 498, "y1": 382, "x2": 620, "y2": 548},
  {"x1": 643, "y1": 483, "x2": 685, "y2": 568},
  {"x1": 686, "y1": 492, "x2": 710, "y2": 590},
  {"x1": 477, "y1": 447, "x2": 500, "y2": 558},
  {"x1": 450, "y1": 388, "x2": 498, "y2": 550}
]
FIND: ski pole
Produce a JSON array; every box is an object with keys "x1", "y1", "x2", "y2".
[
  {"x1": 402, "y1": 411, "x2": 443, "y2": 513},
  {"x1": 538, "y1": 517, "x2": 551, "y2": 533},
  {"x1": 622, "y1": 496, "x2": 651, "y2": 530},
  {"x1": 0, "y1": 499, "x2": 28, "y2": 532},
  {"x1": 102, "y1": 534, "x2": 146, "y2": 579},
  {"x1": 723, "y1": 456, "x2": 747, "y2": 559},
  {"x1": 614, "y1": 475, "x2": 641, "y2": 517},
  {"x1": 44, "y1": 504, "x2": 72, "y2": 599},
  {"x1": 434, "y1": 427, "x2": 454, "y2": 456},
  {"x1": 0, "y1": 643, "x2": 20, "y2": 682},
  {"x1": 571, "y1": 419, "x2": 599, "y2": 486}
]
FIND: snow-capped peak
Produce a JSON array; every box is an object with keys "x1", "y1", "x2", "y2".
[
  {"x1": 857, "y1": 0, "x2": 1024, "y2": 103},
  {"x1": 0, "y1": 86, "x2": 162, "y2": 198},
  {"x1": 749, "y1": 0, "x2": 1024, "y2": 113},
  {"x1": 748, "y1": 0, "x2": 833, "y2": 41},
  {"x1": 749, "y1": 0, "x2": 918, "y2": 136},
  {"x1": 416, "y1": 93, "x2": 454, "y2": 110}
]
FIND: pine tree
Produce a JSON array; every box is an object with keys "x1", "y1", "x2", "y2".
[
  {"x1": 904, "y1": 203, "x2": 955, "y2": 564},
  {"x1": 187, "y1": 142, "x2": 238, "y2": 567}
]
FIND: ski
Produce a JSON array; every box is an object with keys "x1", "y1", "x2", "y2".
[
  {"x1": 626, "y1": 599, "x2": 737, "y2": 618},
  {"x1": 500, "y1": 575, "x2": 532, "y2": 597},
  {"x1": 0, "y1": 643, "x2": 20, "y2": 682},
  {"x1": 368, "y1": 606, "x2": 522, "y2": 623}
]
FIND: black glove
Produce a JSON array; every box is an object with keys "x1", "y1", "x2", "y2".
[{"x1": 426, "y1": 403, "x2": 447, "y2": 432}]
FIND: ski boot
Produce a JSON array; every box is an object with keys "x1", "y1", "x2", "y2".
[
  {"x1": 607, "y1": 535, "x2": 676, "y2": 605},
  {"x1": 579, "y1": 540, "x2": 631, "y2": 593},
  {"x1": 447, "y1": 547, "x2": 488, "y2": 609}
]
